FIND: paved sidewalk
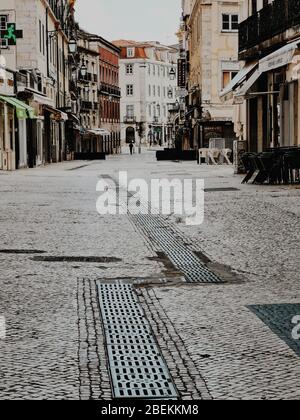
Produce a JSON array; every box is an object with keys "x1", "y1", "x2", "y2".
[{"x1": 0, "y1": 151, "x2": 299, "y2": 400}]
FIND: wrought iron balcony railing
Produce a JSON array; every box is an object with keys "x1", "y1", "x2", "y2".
[
  {"x1": 123, "y1": 115, "x2": 136, "y2": 123},
  {"x1": 239, "y1": 0, "x2": 300, "y2": 53},
  {"x1": 99, "y1": 83, "x2": 121, "y2": 98}
]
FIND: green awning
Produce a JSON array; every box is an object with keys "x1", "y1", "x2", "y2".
[
  {"x1": 10, "y1": 97, "x2": 36, "y2": 119},
  {"x1": 0, "y1": 95, "x2": 36, "y2": 119}
]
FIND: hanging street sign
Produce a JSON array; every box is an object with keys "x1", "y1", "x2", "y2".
[
  {"x1": 177, "y1": 58, "x2": 187, "y2": 88},
  {"x1": 0, "y1": 24, "x2": 23, "y2": 46}
]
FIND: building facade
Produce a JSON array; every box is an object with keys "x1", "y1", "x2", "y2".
[
  {"x1": 183, "y1": 0, "x2": 240, "y2": 149},
  {"x1": 98, "y1": 38, "x2": 121, "y2": 154},
  {"x1": 0, "y1": 0, "x2": 75, "y2": 170},
  {"x1": 114, "y1": 40, "x2": 179, "y2": 147},
  {"x1": 76, "y1": 30, "x2": 121, "y2": 156},
  {"x1": 224, "y1": 0, "x2": 300, "y2": 152}
]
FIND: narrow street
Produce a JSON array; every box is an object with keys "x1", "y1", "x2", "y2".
[{"x1": 0, "y1": 150, "x2": 299, "y2": 400}]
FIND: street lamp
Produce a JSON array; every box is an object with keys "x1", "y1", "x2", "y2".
[
  {"x1": 68, "y1": 38, "x2": 77, "y2": 54},
  {"x1": 80, "y1": 61, "x2": 87, "y2": 78}
]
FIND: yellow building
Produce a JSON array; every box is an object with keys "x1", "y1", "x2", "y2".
[{"x1": 184, "y1": 0, "x2": 240, "y2": 148}]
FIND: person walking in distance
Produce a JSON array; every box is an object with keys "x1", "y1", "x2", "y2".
[{"x1": 129, "y1": 142, "x2": 134, "y2": 155}]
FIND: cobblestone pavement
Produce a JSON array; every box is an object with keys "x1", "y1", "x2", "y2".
[{"x1": 0, "y1": 150, "x2": 299, "y2": 400}]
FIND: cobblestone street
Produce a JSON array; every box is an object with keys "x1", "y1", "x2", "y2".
[{"x1": 0, "y1": 150, "x2": 299, "y2": 400}]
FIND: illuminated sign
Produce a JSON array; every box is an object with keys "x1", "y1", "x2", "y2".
[{"x1": 0, "y1": 23, "x2": 23, "y2": 46}]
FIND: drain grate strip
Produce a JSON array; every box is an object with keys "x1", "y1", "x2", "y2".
[
  {"x1": 131, "y1": 213, "x2": 223, "y2": 284},
  {"x1": 100, "y1": 175, "x2": 224, "y2": 284},
  {"x1": 97, "y1": 283, "x2": 178, "y2": 400}
]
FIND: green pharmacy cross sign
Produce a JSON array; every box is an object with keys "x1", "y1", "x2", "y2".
[{"x1": 0, "y1": 24, "x2": 23, "y2": 46}]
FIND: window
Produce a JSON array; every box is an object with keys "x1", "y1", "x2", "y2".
[
  {"x1": 42, "y1": 24, "x2": 45, "y2": 56},
  {"x1": 39, "y1": 20, "x2": 42, "y2": 53},
  {"x1": 0, "y1": 15, "x2": 7, "y2": 30},
  {"x1": 0, "y1": 38, "x2": 8, "y2": 49},
  {"x1": 149, "y1": 85, "x2": 151, "y2": 96},
  {"x1": 222, "y1": 70, "x2": 238, "y2": 89},
  {"x1": 153, "y1": 85, "x2": 156, "y2": 96},
  {"x1": 222, "y1": 14, "x2": 239, "y2": 31},
  {"x1": 158, "y1": 86, "x2": 161, "y2": 97},
  {"x1": 149, "y1": 105, "x2": 152, "y2": 117},
  {"x1": 126, "y1": 84, "x2": 134, "y2": 96},
  {"x1": 126, "y1": 105, "x2": 134, "y2": 117},
  {"x1": 126, "y1": 64, "x2": 133, "y2": 75},
  {"x1": 127, "y1": 47, "x2": 135, "y2": 58}
]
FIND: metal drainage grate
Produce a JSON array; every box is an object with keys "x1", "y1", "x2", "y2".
[
  {"x1": 248, "y1": 304, "x2": 300, "y2": 357},
  {"x1": 101, "y1": 175, "x2": 224, "y2": 284},
  {"x1": 131, "y1": 213, "x2": 223, "y2": 284},
  {"x1": 97, "y1": 283, "x2": 178, "y2": 400}
]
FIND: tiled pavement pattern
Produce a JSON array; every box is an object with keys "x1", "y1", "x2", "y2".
[
  {"x1": 137, "y1": 287, "x2": 212, "y2": 400},
  {"x1": 77, "y1": 278, "x2": 112, "y2": 400},
  {"x1": 0, "y1": 150, "x2": 300, "y2": 400},
  {"x1": 248, "y1": 304, "x2": 300, "y2": 357}
]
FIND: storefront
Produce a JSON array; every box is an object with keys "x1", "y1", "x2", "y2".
[
  {"x1": 224, "y1": 40, "x2": 300, "y2": 152},
  {"x1": 0, "y1": 95, "x2": 35, "y2": 170}
]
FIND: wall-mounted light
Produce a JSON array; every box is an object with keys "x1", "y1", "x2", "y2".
[
  {"x1": 80, "y1": 62, "x2": 87, "y2": 78},
  {"x1": 68, "y1": 38, "x2": 77, "y2": 54}
]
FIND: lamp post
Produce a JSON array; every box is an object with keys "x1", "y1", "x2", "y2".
[
  {"x1": 80, "y1": 61, "x2": 87, "y2": 78},
  {"x1": 135, "y1": 121, "x2": 144, "y2": 154},
  {"x1": 68, "y1": 38, "x2": 77, "y2": 54}
]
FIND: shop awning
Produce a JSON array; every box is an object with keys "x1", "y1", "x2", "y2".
[
  {"x1": 44, "y1": 106, "x2": 68, "y2": 121},
  {"x1": 0, "y1": 95, "x2": 36, "y2": 119},
  {"x1": 259, "y1": 39, "x2": 300, "y2": 73},
  {"x1": 220, "y1": 62, "x2": 258, "y2": 99},
  {"x1": 87, "y1": 129, "x2": 111, "y2": 136},
  {"x1": 68, "y1": 113, "x2": 80, "y2": 125},
  {"x1": 234, "y1": 69, "x2": 262, "y2": 99}
]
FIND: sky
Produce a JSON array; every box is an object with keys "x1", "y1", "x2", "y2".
[{"x1": 76, "y1": 0, "x2": 182, "y2": 45}]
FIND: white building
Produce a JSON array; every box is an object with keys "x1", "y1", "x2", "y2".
[{"x1": 114, "y1": 40, "x2": 179, "y2": 146}]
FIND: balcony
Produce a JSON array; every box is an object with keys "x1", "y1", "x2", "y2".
[
  {"x1": 99, "y1": 83, "x2": 121, "y2": 98},
  {"x1": 81, "y1": 101, "x2": 94, "y2": 111},
  {"x1": 123, "y1": 115, "x2": 136, "y2": 124},
  {"x1": 78, "y1": 72, "x2": 98, "y2": 83},
  {"x1": 239, "y1": 0, "x2": 300, "y2": 59}
]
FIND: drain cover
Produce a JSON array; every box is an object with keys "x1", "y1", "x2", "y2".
[
  {"x1": 97, "y1": 283, "x2": 178, "y2": 400},
  {"x1": 131, "y1": 213, "x2": 223, "y2": 284},
  {"x1": 102, "y1": 175, "x2": 224, "y2": 284}
]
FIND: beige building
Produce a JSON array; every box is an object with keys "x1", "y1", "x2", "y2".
[{"x1": 184, "y1": 0, "x2": 240, "y2": 148}]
